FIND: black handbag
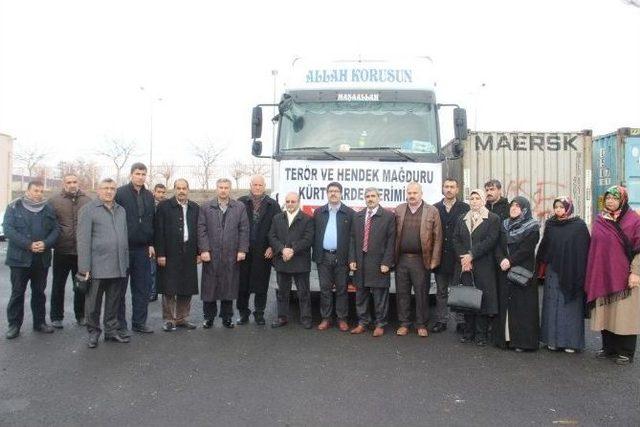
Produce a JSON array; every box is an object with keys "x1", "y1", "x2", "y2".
[
  {"x1": 75, "y1": 272, "x2": 91, "y2": 294},
  {"x1": 507, "y1": 265, "x2": 533, "y2": 287},
  {"x1": 447, "y1": 272, "x2": 483, "y2": 312}
]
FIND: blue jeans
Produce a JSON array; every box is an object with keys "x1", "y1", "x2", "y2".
[{"x1": 118, "y1": 247, "x2": 151, "y2": 329}]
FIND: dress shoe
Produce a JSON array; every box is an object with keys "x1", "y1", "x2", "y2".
[
  {"x1": 87, "y1": 334, "x2": 99, "y2": 348},
  {"x1": 34, "y1": 323, "x2": 54, "y2": 334},
  {"x1": 431, "y1": 322, "x2": 447, "y2": 333},
  {"x1": 302, "y1": 322, "x2": 313, "y2": 330},
  {"x1": 6, "y1": 325, "x2": 20, "y2": 340},
  {"x1": 118, "y1": 328, "x2": 132, "y2": 338},
  {"x1": 271, "y1": 318, "x2": 288, "y2": 328},
  {"x1": 615, "y1": 355, "x2": 633, "y2": 365},
  {"x1": 564, "y1": 348, "x2": 576, "y2": 354},
  {"x1": 202, "y1": 319, "x2": 214, "y2": 329},
  {"x1": 176, "y1": 321, "x2": 197, "y2": 330},
  {"x1": 254, "y1": 313, "x2": 266, "y2": 326},
  {"x1": 236, "y1": 315, "x2": 250, "y2": 325},
  {"x1": 105, "y1": 334, "x2": 130, "y2": 343},
  {"x1": 373, "y1": 327, "x2": 384, "y2": 337},
  {"x1": 51, "y1": 320, "x2": 64, "y2": 329},
  {"x1": 317, "y1": 320, "x2": 331, "y2": 331},
  {"x1": 132, "y1": 325, "x2": 154, "y2": 334},
  {"x1": 460, "y1": 336, "x2": 474, "y2": 344},
  {"x1": 476, "y1": 339, "x2": 487, "y2": 347},
  {"x1": 162, "y1": 321, "x2": 176, "y2": 332},
  {"x1": 76, "y1": 317, "x2": 87, "y2": 326},
  {"x1": 396, "y1": 326, "x2": 409, "y2": 336},
  {"x1": 350, "y1": 325, "x2": 366, "y2": 334},
  {"x1": 596, "y1": 350, "x2": 615, "y2": 360},
  {"x1": 222, "y1": 318, "x2": 235, "y2": 329},
  {"x1": 417, "y1": 328, "x2": 429, "y2": 338},
  {"x1": 337, "y1": 321, "x2": 349, "y2": 332}
]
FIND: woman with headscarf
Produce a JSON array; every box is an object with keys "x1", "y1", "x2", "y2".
[
  {"x1": 452, "y1": 189, "x2": 501, "y2": 346},
  {"x1": 584, "y1": 186, "x2": 640, "y2": 365},
  {"x1": 537, "y1": 197, "x2": 590, "y2": 353},
  {"x1": 495, "y1": 196, "x2": 541, "y2": 351}
]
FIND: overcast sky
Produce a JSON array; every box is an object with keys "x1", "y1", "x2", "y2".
[{"x1": 1, "y1": 0, "x2": 639, "y2": 167}]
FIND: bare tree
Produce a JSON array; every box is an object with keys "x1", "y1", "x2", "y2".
[
  {"x1": 248, "y1": 159, "x2": 270, "y2": 178},
  {"x1": 96, "y1": 138, "x2": 137, "y2": 184},
  {"x1": 156, "y1": 161, "x2": 175, "y2": 186},
  {"x1": 230, "y1": 160, "x2": 250, "y2": 189},
  {"x1": 15, "y1": 144, "x2": 48, "y2": 177},
  {"x1": 622, "y1": 0, "x2": 640, "y2": 7},
  {"x1": 192, "y1": 139, "x2": 226, "y2": 190},
  {"x1": 56, "y1": 158, "x2": 101, "y2": 190}
]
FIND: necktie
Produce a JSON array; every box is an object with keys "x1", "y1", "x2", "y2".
[{"x1": 363, "y1": 209, "x2": 372, "y2": 252}]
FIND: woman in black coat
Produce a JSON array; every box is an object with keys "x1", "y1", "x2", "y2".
[
  {"x1": 452, "y1": 189, "x2": 501, "y2": 346},
  {"x1": 495, "y1": 196, "x2": 541, "y2": 351}
]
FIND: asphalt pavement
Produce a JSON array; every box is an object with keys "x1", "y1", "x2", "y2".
[{"x1": 0, "y1": 242, "x2": 638, "y2": 426}]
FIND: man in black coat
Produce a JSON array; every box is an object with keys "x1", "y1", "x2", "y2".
[
  {"x1": 154, "y1": 179, "x2": 200, "y2": 332},
  {"x1": 432, "y1": 178, "x2": 469, "y2": 333},
  {"x1": 236, "y1": 175, "x2": 279, "y2": 326},
  {"x1": 269, "y1": 192, "x2": 315, "y2": 329},
  {"x1": 349, "y1": 188, "x2": 396, "y2": 338},
  {"x1": 484, "y1": 179, "x2": 509, "y2": 221},
  {"x1": 313, "y1": 182, "x2": 354, "y2": 332},
  {"x1": 3, "y1": 180, "x2": 60, "y2": 339},
  {"x1": 115, "y1": 162, "x2": 155, "y2": 335}
]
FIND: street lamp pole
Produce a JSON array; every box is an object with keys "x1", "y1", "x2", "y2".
[{"x1": 140, "y1": 86, "x2": 163, "y2": 178}]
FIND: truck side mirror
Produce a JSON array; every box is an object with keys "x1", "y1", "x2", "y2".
[
  {"x1": 453, "y1": 108, "x2": 468, "y2": 140},
  {"x1": 251, "y1": 106, "x2": 263, "y2": 139},
  {"x1": 252, "y1": 140, "x2": 263, "y2": 156}
]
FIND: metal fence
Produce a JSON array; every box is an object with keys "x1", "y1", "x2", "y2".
[{"x1": 12, "y1": 161, "x2": 271, "y2": 192}]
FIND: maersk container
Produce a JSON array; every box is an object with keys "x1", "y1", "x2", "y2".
[
  {"x1": 592, "y1": 128, "x2": 640, "y2": 217},
  {"x1": 442, "y1": 130, "x2": 593, "y2": 226}
]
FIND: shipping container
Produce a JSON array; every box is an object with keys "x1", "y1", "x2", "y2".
[
  {"x1": 591, "y1": 128, "x2": 640, "y2": 217},
  {"x1": 442, "y1": 130, "x2": 593, "y2": 226}
]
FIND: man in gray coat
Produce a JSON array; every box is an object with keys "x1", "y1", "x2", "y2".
[
  {"x1": 198, "y1": 178, "x2": 249, "y2": 329},
  {"x1": 77, "y1": 178, "x2": 130, "y2": 348}
]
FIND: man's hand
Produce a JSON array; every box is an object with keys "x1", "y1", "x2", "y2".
[
  {"x1": 200, "y1": 251, "x2": 211, "y2": 262},
  {"x1": 196, "y1": 255, "x2": 202, "y2": 264},
  {"x1": 282, "y1": 248, "x2": 294, "y2": 262},
  {"x1": 31, "y1": 241, "x2": 45, "y2": 253},
  {"x1": 237, "y1": 252, "x2": 246, "y2": 262},
  {"x1": 157, "y1": 257, "x2": 167, "y2": 267},
  {"x1": 148, "y1": 246, "x2": 156, "y2": 258},
  {"x1": 264, "y1": 247, "x2": 274, "y2": 259},
  {"x1": 349, "y1": 262, "x2": 357, "y2": 272},
  {"x1": 629, "y1": 272, "x2": 640, "y2": 289},
  {"x1": 500, "y1": 258, "x2": 511, "y2": 271},
  {"x1": 380, "y1": 265, "x2": 389, "y2": 274}
]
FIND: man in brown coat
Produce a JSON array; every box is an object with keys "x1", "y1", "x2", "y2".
[
  {"x1": 48, "y1": 173, "x2": 91, "y2": 328},
  {"x1": 198, "y1": 178, "x2": 250, "y2": 329},
  {"x1": 394, "y1": 182, "x2": 443, "y2": 338}
]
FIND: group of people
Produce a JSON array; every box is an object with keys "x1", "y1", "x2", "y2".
[{"x1": 3, "y1": 164, "x2": 639, "y2": 365}]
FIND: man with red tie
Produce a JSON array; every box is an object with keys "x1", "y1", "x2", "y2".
[{"x1": 348, "y1": 188, "x2": 396, "y2": 337}]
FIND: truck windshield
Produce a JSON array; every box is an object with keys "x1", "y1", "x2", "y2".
[{"x1": 278, "y1": 101, "x2": 438, "y2": 155}]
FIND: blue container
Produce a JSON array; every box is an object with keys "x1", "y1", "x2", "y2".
[{"x1": 592, "y1": 128, "x2": 640, "y2": 218}]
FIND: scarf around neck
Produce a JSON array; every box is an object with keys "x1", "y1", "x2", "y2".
[
  {"x1": 504, "y1": 196, "x2": 539, "y2": 244},
  {"x1": 21, "y1": 195, "x2": 47, "y2": 213}
]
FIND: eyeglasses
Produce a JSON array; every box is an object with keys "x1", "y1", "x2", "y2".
[{"x1": 285, "y1": 200, "x2": 297, "y2": 203}]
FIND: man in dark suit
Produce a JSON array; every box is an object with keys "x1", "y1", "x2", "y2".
[
  {"x1": 313, "y1": 182, "x2": 354, "y2": 332},
  {"x1": 349, "y1": 188, "x2": 396, "y2": 337},
  {"x1": 154, "y1": 179, "x2": 200, "y2": 332},
  {"x1": 236, "y1": 175, "x2": 280, "y2": 326},
  {"x1": 269, "y1": 192, "x2": 315, "y2": 329},
  {"x1": 432, "y1": 178, "x2": 469, "y2": 333}
]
